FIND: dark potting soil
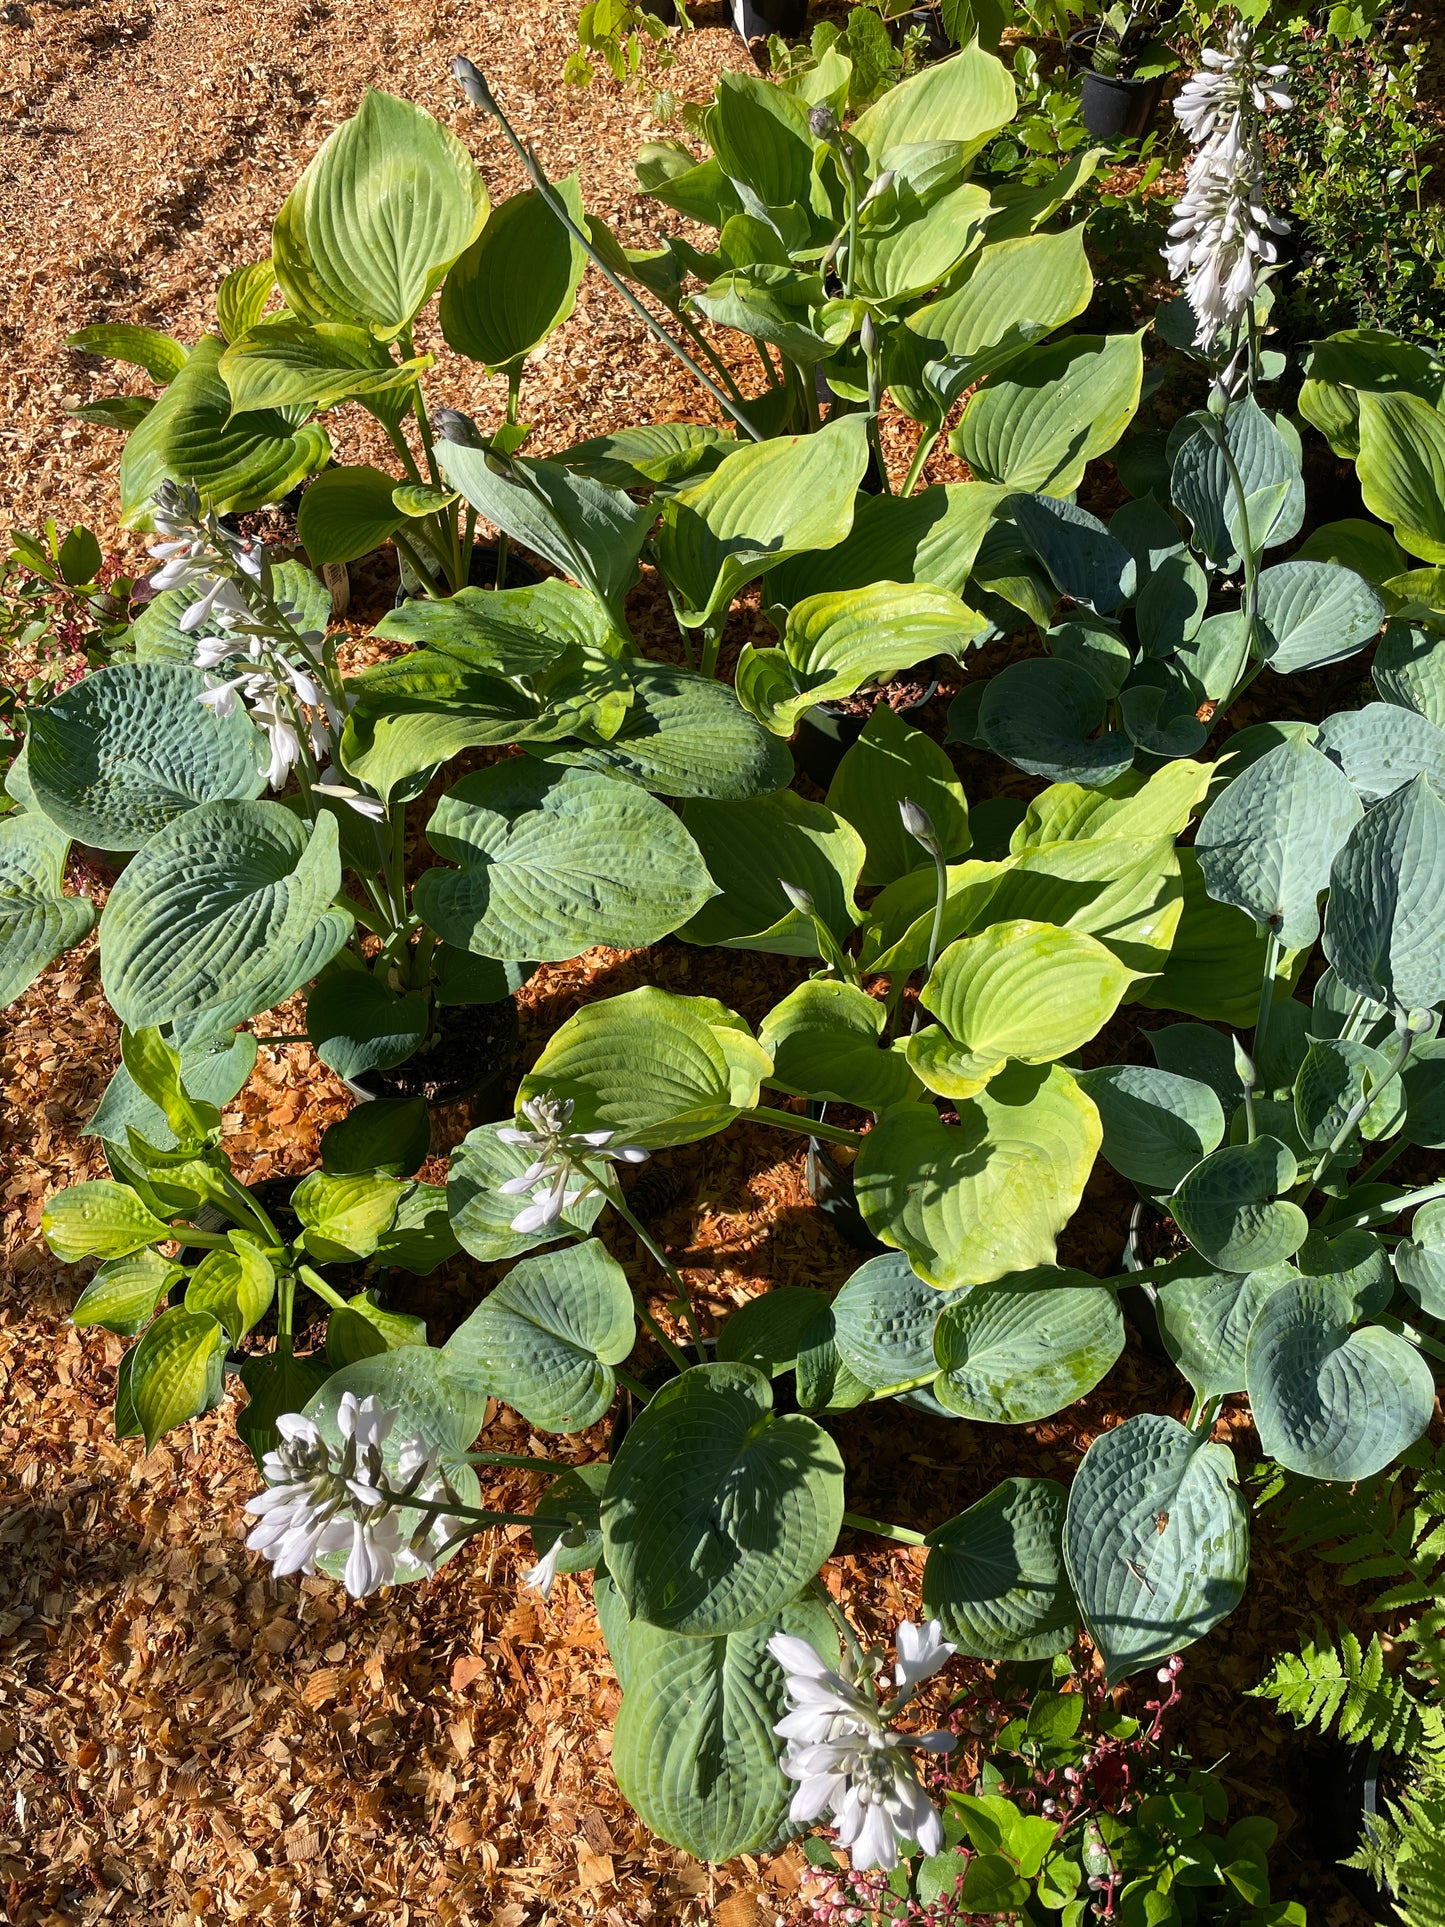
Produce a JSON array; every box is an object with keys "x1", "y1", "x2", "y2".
[{"x1": 362, "y1": 998, "x2": 520, "y2": 1107}]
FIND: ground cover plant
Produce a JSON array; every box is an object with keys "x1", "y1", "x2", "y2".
[{"x1": 6, "y1": 5, "x2": 1445, "y2": 1917}]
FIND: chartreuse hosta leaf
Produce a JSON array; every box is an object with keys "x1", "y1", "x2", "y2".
[
  {"x1": 26, "y1": 663, "x2": 265, "y2": 851},
  {"x1": 295, "y1": 465, "x2": 411, "y2": 567},
  {"x1": 1170, "y1": 1138, "x2": 1308, "y2": 1274},
  {"x1": 415, "y1": 760, "x2": 715, "y2": 963},
  {"x1": 679, "y1": 790, "x2": 863, "y2": 959},
  {"x1": 305, "y1": 1347, "x2": 486, "y2": 1584},
  {"x1": 1076, "y1": 1066, "x2": 1225, "y2": 1194},
  {"x1": 759, "y1": 980, "x2": 919, "y2": 1112},
  {"x1": 602, "y1": 1361, "x2": 844, "y2": 1637},
  {"x1": 767, "y1": 483, "x2": 1003, "y2": 607},
  {"x1": 440, "y1": 174, "x2": 587, "y2": 373},
  {"x1": 0, "y1": 812, "x2": 95, "y2": 1009},
  {"x1": 907, "y1": 920, "x2": 1134, "y2": 1100},
  {"x1": 851, "y1": 43, "x2": 1017, "y2": 164},
  {"x1": 612, "y1": 1591, "x2": 838, "y2": 1864},
  {"x1": 735, "y1": 580, "x2": 982, "y2": 738},
  {"x1": 44, "y1": 1180, "x2": 172, "y2": 1261},
  {"x1": 900, "y1": 227, "x2": 1092, "y2": 375},
  {"x1": 86, "y1": 1030, "x2": 257, "y2": 1153},
  {"x1": 705, "y1": 67, "x2": 816, "y2": 206},
  {"x1": 1065, "y1": 1412, "x2": 1248, "y2": 1685},
  {"x1": 66, "y1": 322, "x2": 190, "y2": 384},
  {"x1": 518, "y1": 987, "x2": 771, "y2": 1151},
  {"x1": 448, "y1": 1120, "x2": 607, "y2": 1263},
  {"x1": 129, "y1": 1307, "x2": 229, "y2": 1450},
  {"x1": 216, "y1": 258, "x2": 277, "y2": 344},
  {"x1": 1245, "y1": 1276, "x2": 1434, "y2": 1480},
  {"x1": 442, "y1": 1240, "x2": 634, "y2": 1433},
  {"x1": 1195, "y1": 736, "x2": 1363, "y2": 948},
  {"x1": 953, "y1": 332, "x2": 1145, "y2": 498},
  {"x1": 826, "y1": 704, "x2": 970, "y2": 888},
  {"x1": 923, "y1": 1477, "x2": 1076, "y2": 1661},
  {"x1": 184, "y1": 1236, "x2": 276, "y2": 1344},
  {"x1": 1152, "y1": 1254, "x2": 1295, "y2": 1402},
  {"x1": 99, "y1": 801, "x2": 349, "y2": 1032},
  {"x1": 272, "y1": 89, "x2": 489, "y2": 339},
  {"x1": 931, "y1": 1269, "x2": 1124, "y2": 1422},
  {"x1": 72, "y1": 1248, "x2": 181, "y2": 1336},
  {"x1": 1356, "y1": 390, "x2": 1445, "y2": 564},
  {"x1": 655, "y1": 414, "x2": 869, "y2": 630},
  {"x1": 1324, "y1": 772, "x2": 1445, "y2": 1010},
  {"x1": 218, "y1": 319, "x2": 430, "y2": 417},
  {"x1": 851, "y1": 179, "x2": 992, "y2": 307},
  {"x1": 855, "y1": 1063, "x2": 1101, "y2": 1289},
  {"x1": 557, "y1": 422, "x2": 731, "y2": 490},
  {"x1": 292, "y1": 1169, "x2": 406, "y2": 1263}
]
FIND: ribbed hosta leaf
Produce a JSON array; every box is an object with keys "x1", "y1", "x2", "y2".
[
  {"x1": 923, "y1": 1477, "x2": 1076, "y2": 1660},
  {"x1": 679, "y1": 790, "x2": 863, "y2": 959},
  {"x1": 1075, "y1": 1065, "x2": 1225, "y2": 1192},
  {"x1": 0, "y1": 813, "x2": 95, "y2": 1008},
  {"x1": 1324, "y1": 772, "x2": 1445, "y2": 1009},
  {"x1": 1169, "y1": 1137, "x2": 1308, "y2": 1273},
  {"x1": 439, "y1": 176, "x2": 587, "y2": 373},
  {"x1": 931, "y1": 1269, "x2": 1123, "y2": 1422},
  {"x1": 447, "y1": 1119, "x2": 606, "y2": 1263}
]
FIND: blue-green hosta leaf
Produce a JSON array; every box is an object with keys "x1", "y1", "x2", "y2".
[
  {"x1": 1136, "y1": 552, "x2": 1210, "y2": 659},
  {"x1": 1075, "y1": 1065, "x2": 1225, "y2": 1193},
  {"x1": 447, "y1": 1119, "x2": 606, "y2": 1263},
  {"x1": 977, "y1": 657, "x2": 1133, "y2": 788},
  {"x1": 84, "y1": 1029, "x2": 257, "y2": 1152},
  {"x1": 1374, "y1": 621, "x2": 1445, "y2": 727},
  {"x1": 1047, "y1": 614, "x2": 1134, "y2": 698},
  {"x1": 99, "y1": 801, "x2": 347, "y2": 1031},
  {"x1": 931, "y1": 1269, "x2": 1124, "y2": 1422},
  {"x1": 1356, "y1": 390, "x2": 1445, "y2": 565},
  {"x1": 1194, "y1": 736, "x2": 1363, "y2": 947},
  {"x1": 601, "y1": 1361, "x2": 845, "y2": 1636},
  {"x1": 1255, "y1": 561, "x2": 1385, "y2": 675},
  {"x1": 442, "y1": 1239, "x2": 635, "y2": 1433},
  {"x1": 71, "y1": 1247, "x2": 180, "y2": 1336},
  {"x1": 1009, "y1": 495, "x2": 1136, "y2": 614},
  {"x1": 1392, "y1": 1195, "x2": 1445, "y2": 1318},
  {"x1": 1293, "y1": 1037, "x2": 1404, "y2": 1152},
  {"x1": 218, "y1": 319, "x2": 430, "y2": 416},
  {"x1": 118, "y1": 336, "x2": 329, "y2": 528},
  {"x1": 1323, "y1": 772, "x2": 1445, "y2": 1010},
  {"x1": 26, "y1": 663, "x2": 265, "y2": 850},
  {"x1": 273, "y1": 89, "x2": 489, "y2": 339},
  {"x1": 855, "y1": 1063, "x2": 1101, "y2": 1289},
  {"x1": 1245, "y1": 1276, "x2": 1434, "y2": 1480},
  {"x1": 1169, "y1": 1137, "x2": 1308, "y2": 1273},
  {"x1": 923, "y1": 1477, "x2": 1076, "y2": 1661},
  {"x1": 0, "y1": 812, "x2": 95, "y2": 1008},
  {"x1": 128, "y1": 1306, "x2": 228, "y2": 1449},
  {"x1": 655, "y1": 415, "x2": 870, "y2": 631},
  {"x1": 415, "y1": 761, "x2": 715, "y2": 962},
  {"x1": 525, "y1": 1460, "x2": 607, "y2": 1577},
  {"x1": 825, "y1": 703, "x2": 969, "y2": 887},
  {"x1": 852, "y1": 43, "x2": 1017, "y2": 163},
  {"x1": 830, "y1": 1250, "x2": 960, "y2": 1391},
  {"x1": 612, "y1": 1592, "x2": 838, "y2": 1864},
  {"x1": 518, "y1": 987, "x2": 772, "y2": 1151},
  {"x1": 678, "y1": 789, "x2": 863, "y2": 959},
  {"x1": 1296, "y1": 1227, "x2": 1394, "y2": 1316},
  {"x1": 759, "y1": 980, "x2": 919, "y2": 1111},
  {"x1": 439, "y1": 175, "x2": 587, "y2": 373},
  {"x1": 546, "y1": 661, "x2": 793, "y2": 801},
  {"x1": 736, "y1": 580, "x2": 981, "y2": 738},
  {"x1": 1169, "y1": 400, "x2": 1303, "y2": 566},
  {"x1": 910, "y1": 919, "x2": 1135, "y2": 1100},
  {"x1": 1153, "y1": 1254, "x2": 1295, "y2": 1401},
  {"x1": 954, "y1": 332, "x2": 1144, "y2": 498},
  {"x1": 1316, "y1": 701, "x2": 1445, "y2": 804},
  {"x1": 131, "y1": 558, "x2": 330, "y2": 667},
  {"x1": 1064, "y1": 1412, "x2": 1248, "y2": 1684},
  {"x1": 1150, "y1": 1022, "x2": 1243, "y2": 1108}
]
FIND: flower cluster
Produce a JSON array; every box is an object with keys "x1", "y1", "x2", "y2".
[
  {"x1": 496, "y1": 1089, "x2": 649, "y2": 1233},
  {"x1": 244, "y1": 1392, "x2": 468, "y2": 1598},
  {"x1": 770, "y1": 1620, "x2": 957, "y2": 1873},
  {"x1": 1163, "y1": 20, "x2": 1291, "y2": 349}
]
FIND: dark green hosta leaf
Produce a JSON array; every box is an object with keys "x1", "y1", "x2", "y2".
[
  {"x1": 517, "y1": 986, "x2": 771, "y2": 1150},
  {"x1": 1400, "y1": 1037, "x2": 1445, "y2": 1148},
  {"x1": 416, "y1": 760, "x2": 714, "y2": 962},
  {"x1": 601, "y1": 1361, "x2": 845, "y2": 1636},
  {"x1": 679, "y1": 790, "x2": 863, "y2": 959},
  {"x1": 1194, "y1": 736, "x2": 1363, "y2": 947},
  {"x1": 1254, "y1": 560, "x2": 1384, "y2": 676},
  {"x1": 0, "y1": 813, "x2": 96, "y2": 1008},
  {"x1": 526, "y1": 1461, "x2": 607, "y2": 1577},
  {"x1": 1169, "y1": 400, "x2": 1303, "y2": 567},
  {"x1": 977, "y1": 658, "x2": 1133, "y2": 788},
  {"x1": 1169, "y1": 1137, "x2": 1308, "y2": 1273},
  {"x1": 759, "y1": 980, "x2": 919, "y2": 1112},
  {"x1": 306, "y1": 961, "x2": 430, "y2": 1081},
  {"x1": 128, "y1": 1306, "x2": 228, "y2": 1449},
  {"x1": 654, "y1": 415, "x2": 870, "y2": 631},
  {"x1": 1136, "y1": 847, "x2": 1293, "y2": 1029},
  {"x1": 273, "y1": 88, "x2": 489, "y2": 339},
  {"x1": 320, "y1": 1097, "x2": 430, "y2": 1179},
  {"x1": 826, "y1": 703, "x2": 969, "y2": 888},
  {"x1": 1323, "y1": 772, "x2": 1445, "y2": 1009},
  {"x1": 855, "y1": 1064, "x2": 1101, "y2": 1289},
  {"x1": 1153, "y1": 1254, "x2": 1294, "y2": 1401},
  {"x1": 71, "y1": 1248, "x2": 180, "y2": 1336},
  {"x1": 447, "y1": 1119, "x2": 606, "y2": 1263},
  {"x1": 1047, "y1": 614, "x2": 1133, "y2": 698},
  {"x1": 236, "y1": 1350, "x2": 331, "y2": 1464},
  {"x1": 1374, "y1": 621, "x2": 1445, "y2": 727},
  {"x1": 1316, "y1": 701, "x2": 1445, "y2": 804},
  {"x1": 1009, "y1": 495, "x2": 1136, "y2": 614},
  {"x1": 1356, "y1": 390, "x2": 1445, "y2": 565},
  {"x1": 612, "y1": 1593, "x2": 838, "y2": 1864},
  {"x1": 99, "y1": 801, "x2": 348, "y2": 1032},
  {"x1": 1075, "y1": 1065, "x2": 1225, "y2": 1193},
  {"x1": 442, "y1": 1240, "x2": 635, "y2": 1433},
  {"x1": 26, "y1": 664, "x2": 265, "y2": 850},
  {"x1": 1245, "y1": 1276, "x2": 1434, "y2": 1480},
  {"x1": 831, "y1": 1250, "x2": 959, "y2": 1391},
  {"x1": 717, "y1": 1289, "x2": 833, "y2": 1379},
  {"x1": 1149, "y1": 1022, "x2": 1243, "y2": 1110},
  {"x1": 931, "y1": 1269, "x2": 1124, "y2": 1422},
  {"x1": 1393, "y1": 1196, "x2": 1445, "y2": 1318},
  {"x1": 546, "y1": 660, "x2": 793, "y2": 801},
  {"x1": 1064, "y1": 1412, "x2": 1248, "y2": 1684},
  {"x1": 118, "y1": 337, "x2": 329, "y2": 529},
  {"x1": 923, "y1": 1477, "x2": 1076, "y2": 1661},
  {"x1": 439, "y1": 175, "x2": 586, "y2": 373},
  {"x1": 295, "y1": 463, "x2": 409, "y2": 566}
]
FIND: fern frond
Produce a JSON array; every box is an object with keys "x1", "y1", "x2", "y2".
[
  {"x1": 1391, "y1": 1776, "x2": 1445, "y2": 1927},
  {"x1": 1250, "y1": 1628, "x2": 1443, "y2": 1754}
]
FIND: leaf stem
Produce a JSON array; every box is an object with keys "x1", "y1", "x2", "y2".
[
  {"x1": 1338, "y1": 1179, "x2": 1445, "y2": 1231},
  {"x1": 594, "y1": 1167, "x2": 707, "y2": 1365},
  {"x1": 1378, "y1": 1312, "x2": 1445, "y2": 1367},
  {"x1": 841, "y1": 1509, "x2": 928, "y2": 1547},
  {"x1": 749, "y1": 1103, "x2": 863, "y2": 1148},
  {"x1": 901, "y1": 428, "x2": 940, "y2": 499}
]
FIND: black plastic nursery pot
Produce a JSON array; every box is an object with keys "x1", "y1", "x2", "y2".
[
  {"x1": 730, "y1": 0, "x2": 808, "y2": 47},
  {"x1": 350, "y1": 996, "x2": 521, "y2": 1111},
  {"x1": 805, "y1": 1105, "x2": 884, "y2": 1253},
  {"x1": 1316, "y1": 1744, "x2": 1395, "y2": 1917},
  {"x1": 792, "y1": 674, "x2": 941, "y2": 789},
  {"x1": 1066, "y1": 31, "x2": 1166, "y2": 139}
]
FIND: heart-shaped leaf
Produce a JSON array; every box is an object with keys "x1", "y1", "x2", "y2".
[
  {"x1": 0, "y1": 812, "x2": 96, "y2": 1008},
  {"x1": 1356, "y1": 390, "x2": 1445, "y2": 564},
  {"x1": 1009, "y1": 494, "x2": 1136, "y2": 613},
  {"x1": 1374, "y1": 620, "x2": 1445, "y2": 727},
  {"x1": 1075, "y1": 1065, "x2": 1225, "y2": 1192},
  {"x1": 448, "y1": 1119, "x2": 607, "y2": 1262},
  {"x1": 978, "y1": 658, "x2": 1134, "y2": 788},
  {"x1": 306, "y1": 961, "x2": 430, "y2": 1080},
  {"x1": 826, "y1": 703, "x2": 970, "y2": 887},
  {"x1": 295, "y1": 463, "x2": 409, "y2": 565},
  {"x1": 1169, "y1": 1137, "x2": 1308, "y2": 1273},
  {"x1": 679, "y1": 789, "x2": 863, "y2": 959},
  {"x1": 830, "y1": 1250, "x2": 958, "y2": 1391},
  {"x1": 1255, "y1": 560, "x2": 1384, "y2": 675},
  {"x1": 439, "y1": 175, "x2": 587, "y2": 373},
  {"x1": 43, "y1": 1180, "x2": 172, "y2": 1262},
  {"x1": 955, "y1": 332, "x2": 1144, "y2": 498},
  {"x1": 184, "y1": 1237, "x2": 276, "y2": 1343},
  {"x1": 923, "y1": 1477, "x2": 1076, "y2": 1660},
  {"x1": 1391, "y1": 1196, "x2": 1445, "y2": 1318},
  {"x1": 1153, "y1": 1253, "x2": 1294, "y2": 1400},
  {"x1": 1324, "y1": 772, "x2": 1445, "y2": 1009},
  {"x1": 759, "y1": 980, "x2": 919, "y2": 1111},
  {"x1": 1316, "y1": 700, "x2": 1445, "y2": 804},
  {"x1": 1169, "y1": 399, "x2": 1303, "y2": 566},
  {"x1": 931, "y1": 1269, "x2": 1124, "y2": 1421}
]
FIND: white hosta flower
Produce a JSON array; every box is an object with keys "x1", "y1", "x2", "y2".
[
  {"x1": 1173, "y1": 20, "x2": 1290, "y2": 144},
  {"x1": 769, "y1": 1620, "x2": 956, "y2": 1872},
  {"x1": 521, "y1": 1538, "x2": 563, "y2": 1601},
  {"x1": 395, "y1": 1438, "x2": 470, "y2": 1573},
  {"x1": 314, "y1": 767, "x2": 387, "y2": 823},
  {"x1": 496, "y1": 1089, "x2": 649, "y2": 1233}
]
